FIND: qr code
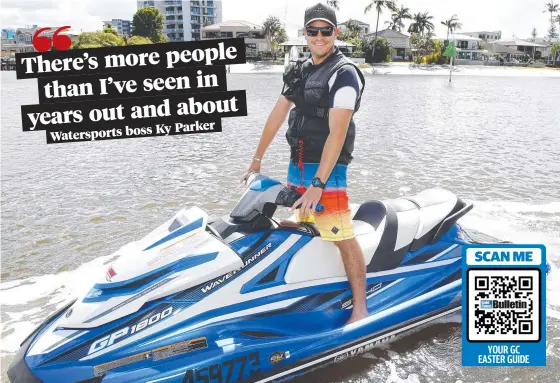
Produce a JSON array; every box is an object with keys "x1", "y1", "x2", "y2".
[{"x1": 467, "y1": 269, "x2": 540, "y2": 342}]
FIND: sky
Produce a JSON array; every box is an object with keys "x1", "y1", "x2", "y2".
[{"x1": 0, "y1": 0, "x2": 556, "y2": 40}]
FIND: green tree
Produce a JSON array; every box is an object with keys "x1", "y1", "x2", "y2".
[
  {"x1": 326, "y1": 0, "x2": 339, "y2": 10},
  {"x1": 386, "y1": 5, "x2": 411, "y2": 32},
  {"x1": 548, "y1": 23, "x2": 559, "y2": 39},
  {"x1": 275, "y1": 27, "x2": 288, "y2": 44},
  {"x1": 544, "y1": 1, "x2": 560, "y2": 38},
  {"x1": 72, "y1": 31, "x2": 125, "y2": 49},
  {"x1": 132, "y1": 7, "x2": 166, "y2": 43},
  {"x1": 346, "y1": 19, "x2": 362, "y2": 36},
  {"x1": 550, "y1": 42, "x2": 560, "y2": 64},
  {"x1": 262, "y1": 15, "x2": 283, "y2": 53},
  {"x1": 441, "y1": 14, "x2": 462, "y2": 41},
  {"x1": 408, "y1": 12, "x2": 435, "y2": 36},
  {"x1": 103, "y1": 25, "x2": 118, "y2": 36},
  {"x1": 126, "y1": 35, "x2": 154, "y2": 45},
  {"x1": 364, "y1": 1, "x2": 397, "y2": 61},
  {"x1": 531, "y1": 27, "x2": 538, "y2": 39},
  {"x1": 409, "y1": 32, "x2": 436, "y2": 63}
]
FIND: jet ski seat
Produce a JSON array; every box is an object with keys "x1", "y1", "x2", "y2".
[{"x1": 284, "y1": 189, "x2": 472, "y2": 283}]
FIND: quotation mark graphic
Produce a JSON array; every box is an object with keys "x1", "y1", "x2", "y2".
[{"x1": 32, "y1": 26, "x2": 72, "y2": 52}]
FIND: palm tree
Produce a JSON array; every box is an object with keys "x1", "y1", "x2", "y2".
[
  {"x1": 408, "y1": 12, "x2": 435, "y2": 36},
  {"x1": 544, "y1": 1, "x2": 559, "y2": 25},
  {"x1": 388, "y1": 5, "x2": 411, "y2": 32},
  {"x1": 550, "y1": 42, "x2": 560, "y2": 65},
  {"x1": 327, "y1": 0, "x2": 340, "y2": 10},
  {"x1": 346, "y1": 19, "x2": 362, "y2": 36},
  {"x1": 365, "y1": 0, "x2": 397, "y2": 38},
  {"x1": 441, "y1": 14, "x2": 462, "y2": 41},
  {"x1": 262, "y1": 15, "x2": 282, "y2": 53},
  {"x1": 364, "y1": 1, "x2": 397, "y2": 61}
]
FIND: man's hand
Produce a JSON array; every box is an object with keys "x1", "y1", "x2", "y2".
[
  {"x1": 241, "y1": 158, "x2": 261, "y2": 183},
  {"x1": 291, "y1": 186, "x2": 323, "y2": 217}
]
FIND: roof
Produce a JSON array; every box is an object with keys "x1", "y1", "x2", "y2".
[
  {"x1": 483, "y1": 42, "x2": 527, "y2": 55},
  {"x1": 279, "y1": 35, "x2": 354, "y2": 47},
  {"x1": 338, "y1": 19, "x2": 369, "y2": 26},
  {"x1": 16, "y1": 28, "x2": 38, "y2": 35},
  {"x1": 437, "y1": 33, "x2": 483, "y2": 41},
  {"x1": 366, "y1": 28, "x2": 410, "y2": 38},
  {"x1": 524, "y1": 37, "x2": 560, "y2": 45},
  {"x1": 202, "y1": 20, "x2": 262, "y2": 31},
  {"x1": 494, "y1": 38, "x2": 545, "y2": 47},
  {"x1": 462, "y1": 30, "x2": 501, "y2": 35}
]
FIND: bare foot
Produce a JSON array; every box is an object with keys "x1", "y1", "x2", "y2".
[{"x1": 346, "y1": 309, "x2": 369, "y2": 325}]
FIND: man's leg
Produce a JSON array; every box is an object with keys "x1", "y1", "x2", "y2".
[{"x1": 334, "y1": 238, "x2": 368, "y2": 324}]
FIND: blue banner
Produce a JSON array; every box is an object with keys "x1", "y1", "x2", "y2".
[{"x1": 462, "y1": 244, "x2": 547, "y2": 366}]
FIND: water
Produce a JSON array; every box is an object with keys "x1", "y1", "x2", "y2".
[{"x1": 1, "y1": 70, "x2": 560, "y2": 382}]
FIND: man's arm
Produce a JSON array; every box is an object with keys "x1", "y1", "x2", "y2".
[{"x1": 314, "y1": 108, "x2": 353, "y2": 182}]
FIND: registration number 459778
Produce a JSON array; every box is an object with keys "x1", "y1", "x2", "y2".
[{"x1": 182, "y1": 352, "x2": 260, "y2": 383}]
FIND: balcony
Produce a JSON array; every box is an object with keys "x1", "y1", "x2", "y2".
[{"x1": 166, "y1": 1, "x2": 182, "y2": 5}]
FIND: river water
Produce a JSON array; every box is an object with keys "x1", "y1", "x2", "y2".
[{"x1": 1, "y1": 70, "x2": 559, "y2": 382}]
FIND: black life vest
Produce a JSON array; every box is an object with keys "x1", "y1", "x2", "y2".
[{"x1": 284, "y1": 47, "x2": 365, "y2": 165}]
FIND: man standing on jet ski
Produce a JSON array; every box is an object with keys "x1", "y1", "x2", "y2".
[{"x1": 243, "y1": 3, "x2": 367, "y2": 323}]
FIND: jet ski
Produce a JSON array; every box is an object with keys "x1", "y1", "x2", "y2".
[{"x1": 9, "y1": 173, "x2": 480, "y2": 383}]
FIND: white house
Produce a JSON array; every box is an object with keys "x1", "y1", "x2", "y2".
[
  {"x1": 436, "y1": 33, "x2": 485, "y2": 63},
  {"x1": 202, "y1": 20, "x2": 267, "y2": 58},
  {"x1": 337, "y1": 19, "x2": 370, "y2": 35},
  {"x1": 525, "y1": 37, "x2": 559, "y2": 60},
  {"x1": 494, "y1": 38, "x2": 545, "y2": 60},
  {"x1": 462, "y1": 30, "x2": 502, "y2": 41},
  {"x1": 363, "y1": 28, "x2": 410, "y2": 59}
]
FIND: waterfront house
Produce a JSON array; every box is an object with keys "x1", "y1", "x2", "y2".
[
  {"x1": 436, "y1": 33, "x2": 485, "y2": 64},
  {"x1": 337, "y1": 19, "x2": 370, "y2": 36},
  {"x1": 364, "y1": 28, "x2": 410, "y2": 60},
  {"x1": 202, "y1": 20, "x2": 266, "y2": 59},
  {"x1": 462, "y1": 30, "x2": 502, "y2": 42},
  {"x1": 525, "y1": 37, "x2": 559, "y2": 62},
  {"x1": 493, "y1": 38, "x2": 546, "y2": 60}
]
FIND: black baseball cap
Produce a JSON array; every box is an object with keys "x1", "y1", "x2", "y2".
[{"x1": 304, "y1": 3, "x2": 337, "y2": 27}]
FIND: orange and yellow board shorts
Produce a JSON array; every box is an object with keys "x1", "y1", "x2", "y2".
[{"x1": 287, "y1": 162, "x2": 354, "y2": 241}]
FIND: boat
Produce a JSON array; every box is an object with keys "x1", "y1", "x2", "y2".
[{"x1": 9, "y1": 173, "x2": 481, "y2": 383}]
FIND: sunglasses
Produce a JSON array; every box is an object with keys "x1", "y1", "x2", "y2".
[{"x1": 306, "y1": 26, "x2": 334, "y2": 37}]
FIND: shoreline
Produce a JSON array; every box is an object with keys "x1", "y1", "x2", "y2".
[{"x1": 229, "y1": 62, "x2": 560, "y2": 78}]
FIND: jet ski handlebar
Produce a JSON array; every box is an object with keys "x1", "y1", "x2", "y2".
[{"x1": 275, "y1": 186, "x2": 325, "y2": 213}]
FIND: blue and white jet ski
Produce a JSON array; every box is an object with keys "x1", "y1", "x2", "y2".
[{"x1": 9, "y1": 173, "x2": 479, "y2": 383}]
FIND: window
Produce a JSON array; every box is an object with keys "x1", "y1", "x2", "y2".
[
  {"x1": 220, "y1": 32, "x2": 233, "y2": 38},
  {"x1": 236, "y1": 32, "x2": 248, "y2": 38}
]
